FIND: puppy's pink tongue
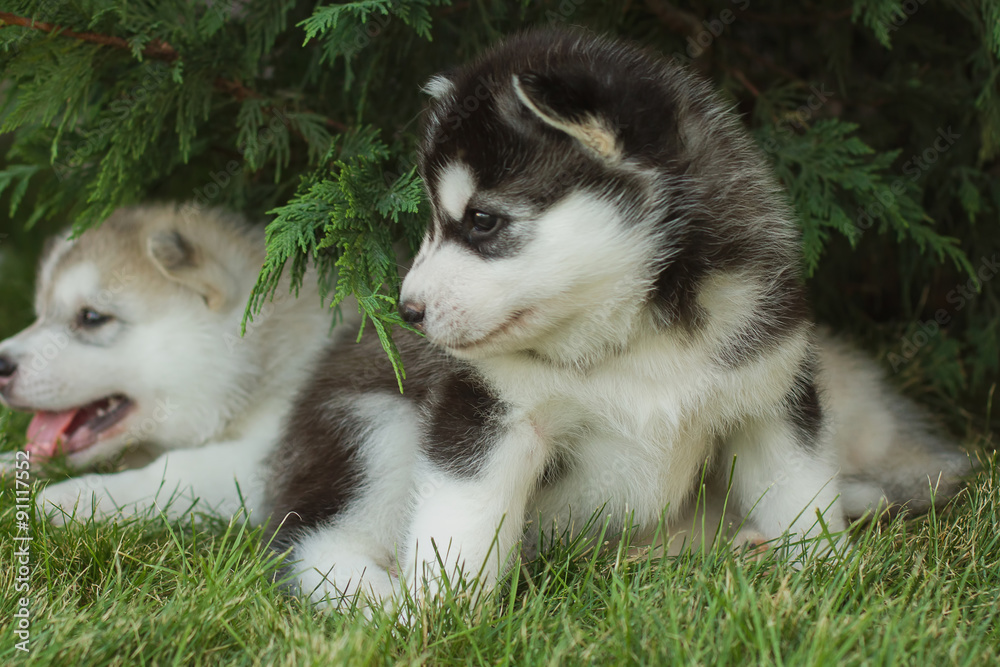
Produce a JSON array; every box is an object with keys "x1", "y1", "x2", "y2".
[{"x1": 26, "y1": 410, "x2": 79, "y2": 459}]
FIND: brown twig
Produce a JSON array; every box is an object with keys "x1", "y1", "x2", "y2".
[
  {"x1": 732, "y1": 69, "x2": 760, "y2": 97},
  {"x1": 0, "y1": 11, "x2": 178, "y2": 61},
  {"x1": 324, "y1": 117, "x2": 350, "y2": 133},
  {"x1": 212, "y1": 76, "x2": 259, "y2": 102}
]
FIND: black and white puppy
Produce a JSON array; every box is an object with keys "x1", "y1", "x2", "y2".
[{"x1": 267, "y1": 29, "x2": 969, "y2": 610}]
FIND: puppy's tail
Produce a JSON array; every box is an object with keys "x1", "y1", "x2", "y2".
[{"x1": 817, "y1": 332, "x2": 972, "y2": 519}]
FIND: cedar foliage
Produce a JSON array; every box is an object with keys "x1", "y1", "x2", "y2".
[{"x1": 0, "y1": 0, "x2": 997, "y2": 438}]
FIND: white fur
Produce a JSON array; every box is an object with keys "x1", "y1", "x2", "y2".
[
  {"x1": 435, "y1": 162, "x2": 476, "y2": 222},
  {"x1": 402, "y1": 419, "x2": 546, "y2": 599},
  {"x1": 422, "y1": 74, "x2": 455, "y2": 100},
  {"x1": 817, "y1": 334, "x2": 970, "y2": 517},
  {"x1": 402, "y1": 190, "x2": 657, "y2": 363},
  {"x1": 291, "y1": 394, "x2": 420, "y2": 611},
  {"x1": 34, "y1": 235, "x2": 74, "y2": 314},
  {"x1": 512, "y1": 74, "x2": 622, "y2": 161}
]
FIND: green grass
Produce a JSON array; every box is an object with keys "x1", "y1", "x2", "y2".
[{"x1": 1, "y1": 406, "x2": 998, "y2": 666}]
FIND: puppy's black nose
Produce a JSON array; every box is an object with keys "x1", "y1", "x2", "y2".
[
  {"x1": 0, "y1": 354, "x2": 16, "y2": 379},
  {"x1": 399, "y1": 302, "x2": 425, "y2": 325}
]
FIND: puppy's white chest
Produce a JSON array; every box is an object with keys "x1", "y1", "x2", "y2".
[
  {"x1": 523, "y1": 379, "x2": 713, "y2": 531},
  {"x1": 492, "y1": 334, "x2": 710, "y2": 433}
]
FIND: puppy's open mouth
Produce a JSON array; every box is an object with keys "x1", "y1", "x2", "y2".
[{"x1": 26, "y1": 395, "x2": 135, "y2": 459}]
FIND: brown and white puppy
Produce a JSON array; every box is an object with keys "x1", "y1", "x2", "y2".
[{"x1": 0, "y1": 204, "x2": 356, "y2": 524}]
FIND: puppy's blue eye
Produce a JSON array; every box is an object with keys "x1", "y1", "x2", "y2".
[
  {"x1": 77, "y1": 308, "x2": 113, "y2": 328},
  {"x1": 465, "y1": 209, "x2": 505, "y2": 240}
]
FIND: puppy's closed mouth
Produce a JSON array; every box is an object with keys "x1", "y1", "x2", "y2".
[
  {"x1": 26, "y1": 395, "x2": 135, "y2": 460},
  {"x1": 448, "y1": 309, "x2": 533, "y2": 352}
]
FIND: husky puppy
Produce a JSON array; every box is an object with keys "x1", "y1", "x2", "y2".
[
  {"x1": 0, "y1": 204, "x2": 355, "y2": 524},
  {"x1": 267, "y1": 30, "x2": 969, "y2": 608}
]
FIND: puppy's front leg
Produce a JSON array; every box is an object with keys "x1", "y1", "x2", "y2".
[
  {"x1": 401, "y1": 419, "x2": 547, "y2": 603},
  {"x1": 36, "y1": 436, "x2": 274, "y2": 525},
  {"x1": 723, "y1": 414, "x2": 845, "y2": 556}
]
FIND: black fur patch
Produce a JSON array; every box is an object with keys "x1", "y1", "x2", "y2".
[
  {"x1": 715, "y1": 274, "x2": 810, "y2": 367},
  {"x1": 265, "y1": 329, "x2": 434, "y2": 547},
  {"x1": 423, "y1": 369, "x2": 506, "y2": 476},
  {"x1": 651, "y1": 219, "x2": 717, "y2": 331},
  {"x1": 537, "y1": 449, "x2": 572, "y2": 488},
  {"x1": 516, "y1": 68, "x2": 604, "y2": 126},
  {"x1": 264, "y1": 391, "x2": 365, "y2": 545},
  {"x1": 436, "y1": 208, "x2": 531, "y2": 261},
  {"x1": 265, "y1": 327, "x2": 503, "y2": 551},
  {"x1": 784, "y1": 353, "x2": 823, "y2": 450}
]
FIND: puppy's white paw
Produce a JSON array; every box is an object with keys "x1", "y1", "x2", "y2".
[
  {"x1": 35, "y1": 474, "x2": 110, "y2": 525},
  {"x1": 301, "y1": 564, "x2": 398, "y2": 620}
]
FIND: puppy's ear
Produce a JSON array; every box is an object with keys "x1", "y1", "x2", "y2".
[
  {"x1": 422, "y1": 72, "x2": 456, "y2": 99},
  {"x1": 512, "y1": 70, "x2": 621, "y2": 161},
  {"x1": 147, "y1": 230, "x2": 235, "y2": 311}
]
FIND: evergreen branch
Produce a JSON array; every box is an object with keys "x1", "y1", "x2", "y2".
[
  {"x1": 246, "y1": 128, "x2": 425, "y2": 388},
  {"x1": 758, "y1": 119, "x2": 975, "y2": 280},
  {"x1": 0, "y1": 11, "x2": 178, "y2": 61},
  {"x1": 0, "y1": 11, "x2": 348, "y2": 132}
]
